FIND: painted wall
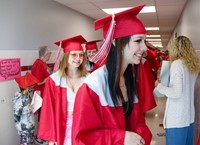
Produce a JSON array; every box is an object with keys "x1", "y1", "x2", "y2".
[
  {"x1": 0, "y1": 0, "x2": 102, "y2": 144},
  {"x1": 167, "y1": 0, "x2": 200, "y2": 52}
]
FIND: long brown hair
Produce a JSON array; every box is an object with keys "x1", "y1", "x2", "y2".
[{"x1": 106, "y1": 36, "x2": 138, "y2": 108}]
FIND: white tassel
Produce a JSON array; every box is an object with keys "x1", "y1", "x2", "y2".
[
  {"x1": 89, "y1": 14, "x2": 116, "y2": 65},
  {"x1": 53, "y1": 41, "x2": 63, "y2": 72}
]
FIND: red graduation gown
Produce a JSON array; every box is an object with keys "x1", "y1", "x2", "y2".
[
  {"x1": 31, "y1": 59, "x2": 50, "y2": 97},
  {"x1": 38, "y1": 71, "x2": 67, "y2": 145},
  {"x1": 72, "y1": 64, "x2": 156, "y2": 145}
]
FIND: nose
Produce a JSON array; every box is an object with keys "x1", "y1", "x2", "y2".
[{"x1": 140, "y1": 43, "x2": 147, "y2": 52}]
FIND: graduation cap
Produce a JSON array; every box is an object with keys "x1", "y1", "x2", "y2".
[
  {"x1": 85, "y1": 40, "x2": 102, "y2": 51},
  {"x1": 54, "y1": 35, "x2": 87, "y2": 53},
  {"x1": 15, "y1": 72, "x2": 39, "y2": 89},
  {"x1": 95, "y1": 4, "x2": 146, "y2": 39},
  {"x1": 90, "y1": 4, "x2": 146, "y2": 68}
]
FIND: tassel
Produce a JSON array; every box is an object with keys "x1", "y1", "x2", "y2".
[
  {"x1": 53, "y1": 41, "x2": 63, "y2": 72},
  {"x1": 89, "y1": 14, "x2": 116, "y2": 68}
]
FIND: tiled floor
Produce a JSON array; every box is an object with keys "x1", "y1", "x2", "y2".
[{"x1": 146, "y1": 97, "x2": 167, "y2": 145}]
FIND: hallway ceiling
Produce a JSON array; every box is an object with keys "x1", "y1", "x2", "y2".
[{"x1": 54, "y1": 0, "x2": 188, "y2": 49}]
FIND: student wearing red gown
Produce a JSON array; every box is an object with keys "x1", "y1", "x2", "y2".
[
  {"x1": 38, "y1": 35, "x2": 88, "y2": 145},
  {"x1": 72, "y1": 4, "x2": 156, "y2": 145},
  {"x1": 85, "y1": 40, "x2": 101, "y2": 73},
  {"x1": 31, "y1": 46, "x2": 52, "y2": 144},
  {"x1": 31, "y1": 46, "x2": 52, "y2": 98}
]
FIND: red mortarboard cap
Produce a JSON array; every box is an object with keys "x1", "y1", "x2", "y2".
[
  {"x1": 54, "y1": 35, "x2": 87, "y2": 53},
  {"x1": 95, "y1": 4, "x2": 146, "y2": 39},
  {"x1": 15, "y1": 72, "x2": 39, "y2": 89},
  {"x1": 86, "y1": 40, "x2": 102, "y2": 50}
]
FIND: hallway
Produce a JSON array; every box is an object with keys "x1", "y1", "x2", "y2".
[{"x1": 146, "y1": 97, "x2": 166, "y2": 145}]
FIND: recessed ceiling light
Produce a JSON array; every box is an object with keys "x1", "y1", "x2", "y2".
[
  {"x1": 102, "y1": 6, "x2": 155, "y2": 14},
  {"x1": 149, "y1": 42, "x2": 162, "y2": 44},
  {"x1": 146, "y1": 35, "x2": 160, "y2": 38},
  {"x1": 141, "y1": 6, "x2": 156, "y2": 13},
  {"x1": 152, "y1": 44, "x2": 163, "y2": 48},
  {"x1": 146, "y1": 39, "x2": 161, "y2": 41},
  {"x1": 145, "y1": 27, "x2": 159, "y2": 30}
]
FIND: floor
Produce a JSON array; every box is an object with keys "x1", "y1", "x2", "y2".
[{"x1": 146, "y1": 97, "x2": 166, "y2": 145}]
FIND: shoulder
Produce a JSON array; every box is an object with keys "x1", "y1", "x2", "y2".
[
  {"x1": 48, "y1": 71, "x2": 67, "y2": 88},
  {"x1": 13, "y1": 92, "x2": 21, "y2": 101},
  {"x1": 84, "y1": 65, "x2": 107, "y2": 86},
  {"x1": 171, "y1": 60, "x2": 184, "y2": 69}
]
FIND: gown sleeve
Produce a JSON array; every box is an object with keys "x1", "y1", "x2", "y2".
[
  {"x1": 38, "y1": 77, "x2": 56, "y2": 141},
  {"x1": 135, "y1": 109, "x2": 152, "y2": 145},
  {"x1": 137, "y1": 62, "x2": 157, "y2": 113},
  {"x1": 72, "y1": 84, "x2": 125, "y2": 145}
]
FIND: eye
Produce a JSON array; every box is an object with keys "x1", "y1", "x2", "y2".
[
  {"x1": 134, "y1": 39, "x2": 142, "y2": 43},
  {"x1": 70, "y1": 54, "x2": 77, "y2": 58},
  {"x1": 79, "y1": 54, "x2": 84, "y2": 58}
]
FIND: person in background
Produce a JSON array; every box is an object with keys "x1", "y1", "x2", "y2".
[
  {"x1": 85, "y1": 40, "x2": 101, "y2": 72},
  {"x1": 72, "y1": 4, "x2": 156, "y2": 145},
  {"x1": 31, "y1": 45, "x2": 52, "y2": 145},
  {"x1": 155, "y1": 36, "x2": 200, "y2": 145},
  {"x1": 31, "y1": 45, "x2": 52, "y2": 99},
  {"x1": 38, "y1": 35, "x2": 88, "y2": 145},
  {"x1": 13, "y1": 72, "x2": 39, "y2": 145}
]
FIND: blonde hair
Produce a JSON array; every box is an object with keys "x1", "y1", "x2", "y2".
[
  {"x1": 169, "y1": 36, "x2": 200, "y2": 74},
  {"x1": 59, "y1": 53, "x2": 88, "y2": 77}
]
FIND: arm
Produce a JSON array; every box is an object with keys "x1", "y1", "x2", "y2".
[
  {"x1": 72, "y1": 84, "x2": 125, "y2": 145},
  {"x1": 37, "y1": 78, "x2": 47, "y2": 86},
  {"x1": 156, "y1": 63, "x2": 183, "y2": 98},
  {"x1": 38, "y1": 77, "x2": 56, "y2": 142},
  {"x1": 135, "y1": 111, "x2": 152, "y2": 145}
]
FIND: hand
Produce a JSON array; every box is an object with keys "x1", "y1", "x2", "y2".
[
  {"x1": 124, "y1": 131, "x2": 145, "y2": 145},
  {"x1": 28, "y1": 104, "x2": 33, "y2": 111},
  {"x1": 49, "y1": 141, "x2": 57, "y2": 145},
  {"x1": 155, "y1": 80, "x2": 160, "y2": 87}
]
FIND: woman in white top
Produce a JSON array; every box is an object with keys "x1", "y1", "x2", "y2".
[
  {"x1": 155, "y1": 36, "x2": 200, "y2": 145},
  {"x1": 38, "y1": 35, "x2": 88, "y2": 145}
]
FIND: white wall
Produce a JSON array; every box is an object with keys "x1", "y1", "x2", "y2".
[
  {"x1": 167, "y1": 0, "x2": 200, "y2": 52},
  {"x1": 0, "y1": 0, "x2": 102, "y2": 144}
]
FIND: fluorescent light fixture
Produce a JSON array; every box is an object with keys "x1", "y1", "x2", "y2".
[
  {"x1": 141, "y1": 6, "x2": 156, "y2": 13},
  {"x1": 102, "y1": 6, "x2": 155, "y2": 14},
  {"x1": 149, "y1": 42, "x2": 162, "y2": 44},
  {"x1": 146, "y1": 39, "x2": 161, "y2": 41},
  {"x1": 145, "y1": 27, "x2": 159, "y2": 30},
  {"x1": 152, "y1": 44, "x2": 163, "y2": 47},
  {"x1": 146, "y1": 35, "x2": 160, "y2": 38}
]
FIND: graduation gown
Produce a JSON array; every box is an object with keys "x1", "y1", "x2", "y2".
[
  {"x1": 72, "y1": 64, "x2": 156, "y2": 145},
  {"x1": 31, "y1": 59, "x2": 50, "y2": 97},
  {"x1": 38, "y1": 71, "x2": 67, "y2": 145}
]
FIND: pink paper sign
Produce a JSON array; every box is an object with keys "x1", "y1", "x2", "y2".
[{"x1": 0, "y1": 58, "x2": 21, "y2": 81}]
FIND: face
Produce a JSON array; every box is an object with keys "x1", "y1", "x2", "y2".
[
  {"x1": 68, "y1": 50, "x2": 84, "y2": 68},
  {"x1": 86, "y1": 49, "x2": 97, "y2": 58},
  {"x1": 43, "y1": 52, "x2": 52, "y2": 62},
  {"x1": 123, "y1": 34, "x2": 147, "y2": 65}
]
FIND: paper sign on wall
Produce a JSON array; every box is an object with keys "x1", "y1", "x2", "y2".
[{"x1": 0, "y1": 58, "x2": 21, "y2": 81}]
